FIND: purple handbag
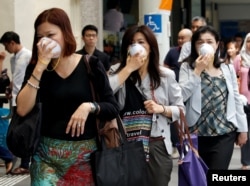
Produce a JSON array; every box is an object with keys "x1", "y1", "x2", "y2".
[
  {"x1": 175, "y1": 109, "x2": 208, "y2": 186},
  {"x1": 178, "y1": 139, "x2": 208, "y2": 186}
]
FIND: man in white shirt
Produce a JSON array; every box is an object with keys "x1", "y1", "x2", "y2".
[
  {"x1": 178, "y1": 16, "x2": 207, "y2": 62},
  {"x1": 0, "y1": 31, "x2": 31, "y2": 175}
]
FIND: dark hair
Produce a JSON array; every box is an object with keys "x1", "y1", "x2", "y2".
[
  {"x1": 0, "y1": 31, "x2": 20, "y2": 44},
  {"x1": 81, "y1": 24, "x2": 98, "y2": 36},
  {"x1": 30, "y1": 8, "x2": 76, "y2": 64},
  {"x1": 116, "y1": 25, "x2": 161, "y2": 89},
  {"x1": 186, "y1": 25, "x2": 221, "y2": 69},
  {"x1": 107, "y1": 0, "x2": 120, "y2": 9}
]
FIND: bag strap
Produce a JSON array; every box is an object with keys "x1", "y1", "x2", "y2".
[
  {"x1": 174, "y1": 108, "x2": 194, "y2": 148},
  {"x1": 83, "y1": 55, "x2": 96, "y2": 100}
]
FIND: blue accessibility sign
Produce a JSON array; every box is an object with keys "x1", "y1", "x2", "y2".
[{"x1": 144, "y1": 14, "x2": 162, "y2": 33}]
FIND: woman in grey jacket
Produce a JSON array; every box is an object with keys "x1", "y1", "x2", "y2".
[
  {"x1": 109, "y1": 25, "x2": 185, "y2": 186},
  {"x1": 179, "y1": 25, "x2": 248, "y2": 169}
]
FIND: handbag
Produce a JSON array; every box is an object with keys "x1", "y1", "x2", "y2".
[
  {"x1": 120, "y1": 79, "x2": 153, "y2": 160},
  {"x1": 94, "y1": 115, "x2": 147, "y2": 186},
  {"x1": 175, "y1": 109, "x2": 208, "y2": 186},
  {"x1": 6, "y1": 102, "x2": 42, "y2": 158},
  {"x1": 83, "y1": 55, "x2": 120, "y2": 149},
  {"x1": 84, "y1": 55, "x2": 147, "y2": 185}
]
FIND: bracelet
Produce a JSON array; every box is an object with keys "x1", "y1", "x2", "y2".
[
  {"x1": 27, "y1": 80, "x2": 40, "y2": 89},
  {"x1": 161, "y1": 104, "x2": 165, "y2": 114},
  {"x1": 31, "y1": 74, "x2": 40, "y2": 82},
  {"x1": 38, "y1": 57, "x2": 50, "y2": 65}
]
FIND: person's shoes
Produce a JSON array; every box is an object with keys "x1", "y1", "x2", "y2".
[
  {"x1": 5, "y1": 157, "x2": 17, "y2": 174},
  {"x1": 171, "y1": 147, "x2": 180, "y2": 159},
  {"x1": 11, "y1": 167, "x2": 30, "y2": 175}
]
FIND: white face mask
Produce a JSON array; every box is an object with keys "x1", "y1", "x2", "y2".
[
  {"x1": 128, "y1": 43, "x2": 146, "y2": 57},
  {"x1": 40, "y1": 37, "x2": 61, "y2": 58},
  {"x1": 199, "y1": 43, "x2": 214, "y2": 56}
]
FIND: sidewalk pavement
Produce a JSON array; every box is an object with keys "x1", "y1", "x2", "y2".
[{"x1": 0, "y1": 146, "x2": 243, "y2": 186}]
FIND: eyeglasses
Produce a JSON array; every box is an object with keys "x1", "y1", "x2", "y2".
[{"x1": 85, "y1": 34, "x2": 97, "y2": 38}]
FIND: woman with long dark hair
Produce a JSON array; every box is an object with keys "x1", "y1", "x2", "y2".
[
  {"x1": 179, "y1": 25, "x2": 248, "y2": 169},
  {"x1": 109, "y1": 25, "x2": 184, "y2": 186}
]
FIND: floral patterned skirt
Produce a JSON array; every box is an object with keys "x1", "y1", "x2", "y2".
[{"x1": 30, "y1": 136, "x2": 97, "y2": 186}]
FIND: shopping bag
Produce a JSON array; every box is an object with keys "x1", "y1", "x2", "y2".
[
  {"x1": 93, "y1": 116, "x2": 147, "y2": 186},
  {"x1": 175, "y1": 109, "x2": 208, "y2": 186}
]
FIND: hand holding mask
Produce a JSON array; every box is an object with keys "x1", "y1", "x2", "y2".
[
  {"x1": 128, "y1": 43, "x2": 146, "y2": 57},
  {"x1": 40, "y1": 37, "x2": 61, "y2": 58}
]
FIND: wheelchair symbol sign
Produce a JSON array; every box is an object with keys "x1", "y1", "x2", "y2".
[{"x1": 144, "y1": 14, "x2": 162, "y2": 33}]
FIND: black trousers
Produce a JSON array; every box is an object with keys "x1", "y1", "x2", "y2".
[
  {"x1": 241, "y1": 105, "x2": 250, "y2": 166},
  {"x1": 198, "y1": 131, "x2": 236, "y2": 169}
]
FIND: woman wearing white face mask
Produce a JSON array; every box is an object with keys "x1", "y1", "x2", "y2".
[
  {"x1": 179, "y1": 25, "x2": 248, "y2": 170},
  {"x1": 109, "y1": 25, "x2": 185, "y2": 186},
  {"x1": 16, "y1": 8, "x2": 119, "y2": 185}
]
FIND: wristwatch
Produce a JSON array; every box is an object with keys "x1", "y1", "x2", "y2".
[{"x1": 90, "y1": 102, "x2": 96, "y2": 113}]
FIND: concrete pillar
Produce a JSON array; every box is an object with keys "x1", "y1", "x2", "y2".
[
  {"x1": 79, "y1": 0, "x2": 103, "y2": 50},
  {"x1": 138, "y1": 0, "x2": 172, "y2": 65}
]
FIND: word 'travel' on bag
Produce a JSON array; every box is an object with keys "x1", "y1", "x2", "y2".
[
  {"x1": 175, "y1": 109, "x2": 208, "y2": 186},
  {"x1": 93, "y1": 115, "x2": 148, "y2": 186},
  {"x1": 7, "y1": 102, "x2": 42, "y2": 158}
]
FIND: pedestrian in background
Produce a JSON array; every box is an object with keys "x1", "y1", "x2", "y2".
[
  {"x1": 76, "y1": 24, "x2": 110, "y2": 72},
  {"x1": 179, "y1": 25, "x2": 248, "y2": 169},
  {"x1": 104, "y1": 0, "x2": 125, "y2": 32},
  {"x1": 109, "y1": 25, "x2": 185, "y2": 186},
  {"x1": 0, "y1": 31, "x2": 31, "y2": 175},
  {"x1": 16, "y1": 8, "x2": 119, "y2": 185},
  {"x1": 235, "y1": 33, "x2": 250, "y2": 170},
  {"x1": 164, "y1": 28, "x2": 192, "y2": 159},
  {"x1": 0, "y1": 54, "x2": 16, "y2": 174},
  {"x1": 178, "y1": 16, "x2": 207, "y2": 63},
  {"x1": 225, "y1": 40, "x2": 241, "y2": 65}
]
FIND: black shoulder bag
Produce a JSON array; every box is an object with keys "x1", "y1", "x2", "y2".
[
  {"x1": 84, "y1": 55, "x2": 148, "y2": 186},
  {"x1": 6, "y1": 91, "x2": 42, "y2": 158}
]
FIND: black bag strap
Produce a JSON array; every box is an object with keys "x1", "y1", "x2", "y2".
[{"x1": 83, "y1": 55, "x2": 127, "y2": 147}]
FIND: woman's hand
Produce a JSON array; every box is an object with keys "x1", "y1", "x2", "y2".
[
  {"x1": 144, "y1": 100, "x2": 164, "y2": 114},
  {"x1": 194, "y1": 54, "x2": 210, "y2": 76},
  {"x1": 65, "y1": 102, "x2": 91, "y2": 137},
  {"x1": 236, "y1": 132, "x2": 247, "y2": 147},
  {"x1": 36, "y1": 38, "x2": 57, "y2": 70},
  {"x1": 125, "y1": 54, "x2": 145, "y2": 73}
]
